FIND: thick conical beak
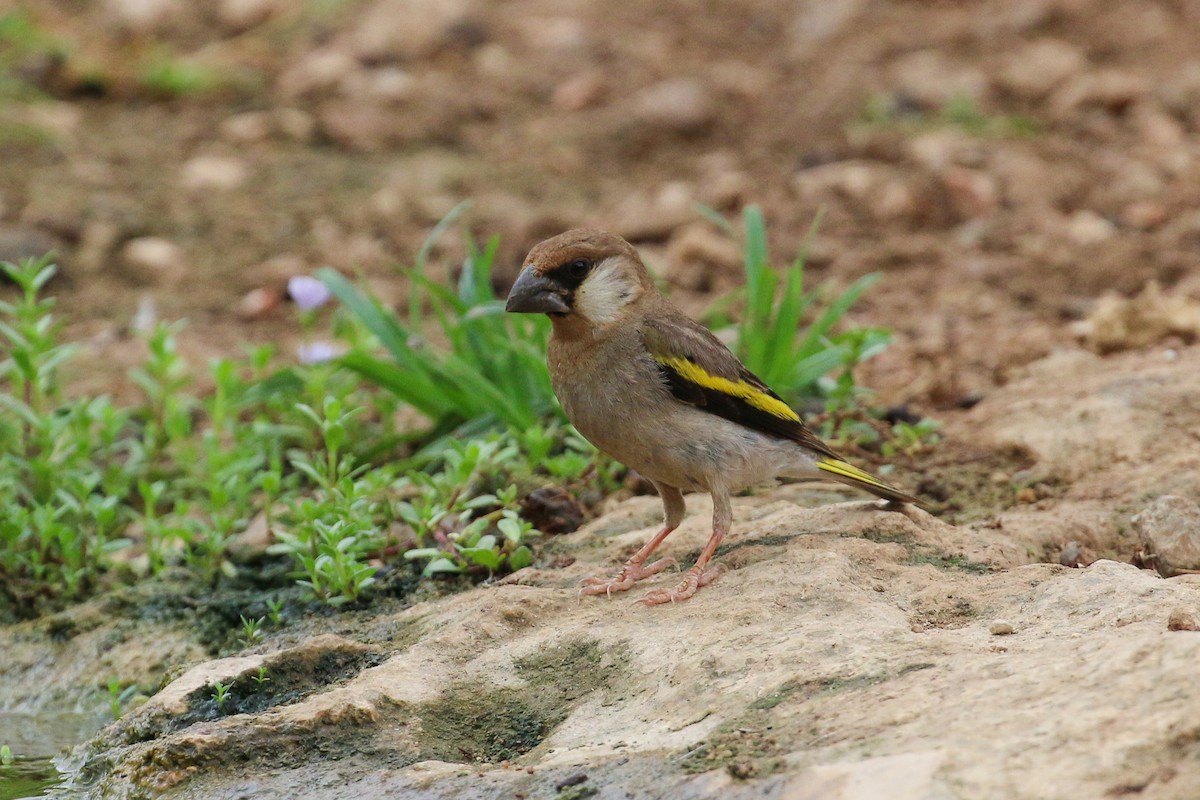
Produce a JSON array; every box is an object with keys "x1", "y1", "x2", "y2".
[{"x1": 505, "y1": 268, "x2": 570, "y2": 314}]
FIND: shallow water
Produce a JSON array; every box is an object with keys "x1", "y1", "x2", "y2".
[{"x1": 0, "y1": 711, "x2": 107, "y2": 800}]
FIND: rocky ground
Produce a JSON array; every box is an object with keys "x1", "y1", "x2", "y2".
[{"x1": 4, "y1": 0, "x2": 1200, "y2": 798}]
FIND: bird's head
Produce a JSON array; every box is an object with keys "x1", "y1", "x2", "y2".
[{"x1": 505, "y1": 229, "x2": 655, "y2": 331}]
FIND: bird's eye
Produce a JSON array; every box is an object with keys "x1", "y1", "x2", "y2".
[{"x1": 568, "y1": 259, "x2": 591, "y2": 279}]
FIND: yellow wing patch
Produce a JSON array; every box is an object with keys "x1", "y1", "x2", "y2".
[{"x1": 654, "y1": 356, "x2": 800, "y2": 422}]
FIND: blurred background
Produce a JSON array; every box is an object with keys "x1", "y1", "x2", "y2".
[{"x1": 2, "y1": 0, "x2": 1199, "y2": 404}]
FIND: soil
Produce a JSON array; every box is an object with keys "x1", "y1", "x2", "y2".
[{"x1": 3, "y1": 0, "x2": 1200, "y2": 798}]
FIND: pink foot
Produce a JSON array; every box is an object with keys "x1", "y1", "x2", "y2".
[
  {"x1": 579, "y1": 557, "x2": 678, "y2": 598},
  {"x1": 640, "y1": 563, "x2": 726, "y2": 605}
]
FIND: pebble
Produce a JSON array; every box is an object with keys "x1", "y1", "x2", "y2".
[
  {"x1": 890, "y1": 49, "x2": 989, "y2": 107},
  {"x1": 997, "y1": 39, "x2": 1086, "y2": 101},
  {"x1": 1167, "y1": 609, "x2": 1200, "y2": 632},
  {"x1": 553, "y1": 71, "x2": 607, "y2": 112},
  {"x1": 989, "y1": 620, "x2": 1015, "y2": 636},
  {"x1": 1133, "y1": 495, "x2": 1200, "y2": 578},
  {"x1": 1059, "y1": 541, "x2": 1083, "y2": 568},
  {"x1": 120, "y1": 237, "x2": 188, "y2": 286},
  {"x1": 236, "y1": 286, "x2": 282, "y2": 320},
  {"x1": 103, "y1": 0, "x2": 180, "y2": 34},
  {"x1": 630, "y1": 78, "x2": 716, "y2": 136},
  {"x1": 219, "y1": 111, "x2": 273, "y2": 143},
  {"x1": 217, "y1": 0, "x2": 279, "y2": 32},
  {"x1": 663, "y1": 223, "x2": 741, "y2": 292},
  {"x1": 179, "y1": 155, "x2": 248, "y2": 191}
]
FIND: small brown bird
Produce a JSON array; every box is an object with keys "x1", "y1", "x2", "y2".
[{"x1": 506, "y1": 229, "x2": 918, "y2": 604}]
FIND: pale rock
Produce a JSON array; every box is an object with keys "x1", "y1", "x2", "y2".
[
  {"x1": 219, "y1": 111, "x2": 273, "y2": 143},
  {"x1": 1065, "y1": 210, "x2": 1115, "y2": 246},
  {"x1": 103, "y1": 0, "x2": 180, "y2": 34},
  {"x1": 553, "y1": 71, "x2": 607, "y2": 111},
  {"x1": 906, "y1": 130, "x2": 983, "y2": 171},
  {"x1": 518, "y1": 16, "x2": 586, "y2": 51},
  {"x1": 1134, "y1": 108, "x2": 1185, "y2": 149},
  {"x1": 350, "y1": 0, "x2": 476, "y2": 62},
  {"x1": 472, "y1": 43, "x2": 515, "y2": 80},
  {"x1": 796, "y1": 160, "x2": 916, "y2": 223},
  {"x1": 663, "y1": 223, "x2": 741, "y2": 292},
  {"x1": 179, "y1": 155, "x2": 248, "y2": 191},
  {"x1": 989, "y1": 620, "x2": 1015, "y2": 635},
  {"x1": 790, "y1": 0, "x2": 867, "y2": 46},
  {"x1": 340, "y1": 67, "x2": 417, "y2": 104},
  {"x1": 276, "y1": 107, "x2": 317, "y2": 142},
  {"x1": 1050, "y1": 70, "x2": 1147, "y2": 116},
  {"x1": 941, "y1": 166, "x2": 999, "y2": 218},
  {"x1": 890, "y1": 49, "x2": 989, "y2": 107},
  {"x1": 120, "y1": 237, "x2": 188, "y2": 286},
  {"x1": 277, "y1": 48, "x2": 359, "y2": 99},
  {"x1": 630, "y1": 78, "x2": 716, "y2": 136},
  {"x1": 1168, "y1": 609, "x2": 1200, "y2": 632},
  {"x1": 997, "y1": 39, "x2": 1086, "y2": 100},
  {"x1": 610, "y1": 182, "x2": 696, "y2": 241},
  {"x1": 235, "y1": 286, "x2": 282, "y2": 320},
  {"x1": 217, "y1": 0, "x2": 279, "y2": 32},
  {"x1": 1133, "y1": 495, "x2": 1200, "y2": 577},
  {"x1": 1083, "y1": 281, "x2": 1200, "y2": 353}
]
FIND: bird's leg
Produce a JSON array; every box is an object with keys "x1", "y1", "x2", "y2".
[
  {"x1": 580, "y1": 483, "x2": 684, "y2": 597},
  {"x1": 642, "y1": 487, "x2": 731, "y2": 605}
]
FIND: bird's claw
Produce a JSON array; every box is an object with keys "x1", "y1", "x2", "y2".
[
  {"x1": 640, "y1": 563, "x2": 726, "y2": 605},
  {"x1": 578, "y1": 557, "x2": 678, "y2": 598}
]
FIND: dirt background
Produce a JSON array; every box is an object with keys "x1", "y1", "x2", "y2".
[{"x1": 4, "y1": 0, "x2": 1200, "y2": 798}]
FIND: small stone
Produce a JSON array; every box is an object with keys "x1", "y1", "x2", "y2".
[
  {"x1": 104, "y1": 0, "x2": 181, "y2": 34},
  {"x1": 1065, "y1": 210, "x2": 1116, "y2": 246},
  {"x1": 179, "y1": 155, "x2": 248, "y2": 191},
  {"x1": 236, "y1": 286, "x2": 282, "y2": 320},
  {"x1": 1167, "y1": 609, "x2": 1200, "y2": 632},
  {"x1": 997, "y1": 39, "x2": 1086, "y2": 101},
  {"x1": 219, "y1": 111, "x2": 273, "y2": 143},
  {"x1": 611, "y1": 182, "x2": 696, "y2": 241},
  {"x1": 890, "y1": 49, "x2": 989, "y2": 108},
  {"x1": 520, "y1": 487, "x2": 584, "y2": 535},
  {"x1": 1050, "y1": 70, "x2": 1146, "y2": 116},
  {"x1": 217, "y1": 0, "x2": 279, "y2": 32},
  {"x1": 941, "y1": 166, "x2": 999, "y2": 219},
  {"x1": 1059, "y1": 541, "x2": 1083, "y2": 568},
  {"x1": 553, "y1": 71, "x2": 606, "y2": 111},
  {"x1": 1133, "y1": 495, "x2": 1200, "y2": 578},
  {"x1": 276, "y1": 108, "x2": 316, "y2": 142},
  {"x1": 630, "y1": 78, "x2": 716, "y2": 136},
  {"x1": 1122, "y1": 201, "x2": 1169, "y2": 231},
  {"x1": 277, "y1": 48, "x2": 358, "y2": 99},
  {"x1": 663, "y1": 223, "x2": 741, "y2": 292},
  {"x1": 989, "y1": 620, "x2": 1015, "y2": 636},
  {"x1": 120, "y1": 237, "x2": 188, "y2": 286},
  {"x1": 340, "y1": 67, "x2": 417, "y2": 104}
]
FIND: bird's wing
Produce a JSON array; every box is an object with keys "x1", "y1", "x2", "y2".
[
  {"x1": 639, "y1": 313, "x2": 919, "y2": 504},
  {"x1": 639, "y1": 313, "x2": 839, "y2": 459}
]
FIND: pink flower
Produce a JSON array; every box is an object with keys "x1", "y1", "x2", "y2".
[{"x1": 287, "y1": 276, "x2": 331, "y2": 311}]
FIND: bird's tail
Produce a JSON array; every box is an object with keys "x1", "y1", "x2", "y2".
[{"x1": 815, "y1": 458, "x2": 921, "y2": 505}]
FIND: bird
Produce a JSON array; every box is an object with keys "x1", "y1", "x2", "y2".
[{"x1": 505, "y1": 228, "x2": 919, "y2": 604}]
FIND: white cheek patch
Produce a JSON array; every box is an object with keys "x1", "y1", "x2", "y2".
[{"x1": 576, "y1": 256, "x2": 640, "y2": 324}]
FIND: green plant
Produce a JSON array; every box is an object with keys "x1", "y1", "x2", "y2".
[
  {"x1": 211, "y1": 681, "x2": 232, "y2": 710},
  {"x1": 265, "y1": 597, "x2": 285, "y2": 626},
  {"x1": 700, "y1": 205, "x2": 891, "y2": 405},
  {"x1": 239, "y1": 614, "x2": 265, "y2": 644},
  {"x1": 859, "y1": 92, "x2": 1038, "y2": 138},
  {"x1": 139, "y1": 55, "x2": 219, "y2": 97},
  {"x1": 320, "y1": 204, "x2": 556, "y2": 436},
  {"x1": 107, "y1": 678, "x2": 142, "y2": 720},
  {"x1": 0, "y1": 744, "x2": 14, "y2": 765},
  {"x1": 252, "y1": 666, "x2": 270, "y2": 687}
]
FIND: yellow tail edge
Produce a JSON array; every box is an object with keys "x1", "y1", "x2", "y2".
[{"x1": 816, "y1": 458, "x2": 920, "y2": 505}]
